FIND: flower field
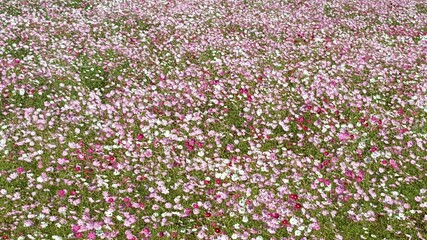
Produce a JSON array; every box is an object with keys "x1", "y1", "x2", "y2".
[{"x1": 1, "y1": 0, "x2": 427, "y2": 239}]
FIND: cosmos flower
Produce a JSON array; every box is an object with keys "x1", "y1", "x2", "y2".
[{"x1": 0, "y1": 1, "x2": 425, "y2": 239}]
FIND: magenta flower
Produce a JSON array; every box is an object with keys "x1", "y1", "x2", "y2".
[
  {"x1": 137, "y1": 133, "x2": 144, "y2": 140},
  {"x1": 140, "y1": 227, "x2": 151, "y2": 237},
  {"x1": 72, "y1": 225, "x2": 81, "y2": 233},
  {"x1": 16, "y1": 167, "x2": 24, "y2": 174},
  {"x1": 57, "y1": 189, "x2": 66, "y2": 198},
  {"x1": 87, "y1": 231, "x2": 96, "y2": 240}
]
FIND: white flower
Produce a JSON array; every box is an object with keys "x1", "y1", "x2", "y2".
[
  {"x1": 371, "y1": 151, "x2": 380, "y2": 159},
  {"x1": 279, "y1": 121, "x2": 289, "y2": 131},
  {"x1": 19, "y1": 89, "x2": 25, "y2": 95},
  {"x1": 231, "y1": 174, "x2": 239, "y2": 181},
  {"x1": 164, "y1": 130, "x2": 171, "y2": 138},
  {"x1": 161, "y1": 188, "x2": 169, "y2": 194},
  {"x1": 58, "y1": 206, "x2": 67, "y2": 215},
  {"x1": 8, "y1": 172, "x2": 18, "y2": 180},
  {"x1": 295, "y1": 230, "x2": 301, "y2": 236},
  {"x1": 0, "y1": 137, "x2": 6, "y2": 151},
  {"x1": 256, "y1": 236, "x2": 263, "y2": 240},
  {"x1": 290, "y1": 217, "x2": 298, "y2": 225},
  {"x1": 384, "y1": 151, "x2": 392, "y2": 158},
  {"x1": 116, "y1": 215, "x2": 123, "y2": 221},
  {"x1": 23, "y1": 220, "x2": 33, "y2": 227},
  {"x1": 52, "y1": 235, "x2": 63, "y2": 240},
  {"x1": 36, "y1": 176, "x2": 44, "y2": 183},
  {"x1": 231, "y1": 234, "x2": 239, "y2": 239},
  {"x1": 105, "y1": 210, "x2": 113, "y2": 217},
  {"x1": 238, "y1": 207, "x2": 245, "y2": 214},
  {"x1": 96, "y1": 230, "x2": 104, "y2": 237},
  {"x1": 242, "y1": 216, "x2": 248, "y2": 222}
]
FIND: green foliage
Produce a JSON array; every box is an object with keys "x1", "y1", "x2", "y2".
[
  {"x1": 416, "y1": 4, "x2": 427, "y2": 14},
  {"x1": 2, "y1": 38, "x2": 31, "y2": 60},
  {"x1": 224, "y1": 100, "x2": 245, "y2": 129},
  {"x1": 79, "y1": 58, "x2": 109, "y2": 91},
  {"x1": 2, "y1": 4, "x2": 22, "y2": 16},
  {"x1": 324, "y1": 4, "x2": 334, "y2": 18}
]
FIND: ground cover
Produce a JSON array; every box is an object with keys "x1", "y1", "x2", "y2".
[{"x1": 0, "y1": 0, "x2": 426, "y2": 239}]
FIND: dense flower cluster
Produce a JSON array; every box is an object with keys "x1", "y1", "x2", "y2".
[{"x1": 0, "y1": 0, "x2": 426, "y2": 239}]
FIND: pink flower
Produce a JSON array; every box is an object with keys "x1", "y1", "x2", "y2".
[
  {"x1": 87, "y1": 231, "x2": 96, "y2": 240},
  {"x1": 23, "y1": 220, "x2": 33, "y2": 227},
  {"x1": 311, "y1": 222, "x2": 321, "y2": 231},
  {"x1": 357, "y1": 170, "x2": 364, "y2": 177},
  {"x1": 185, "y1": 139, "x2": 198, "y2": 151},
  {"x1": 338, "y1": 131, "x2": 350, "y2": 142},
  {"x1": 137, "y1": 133, "x2": 144, "y2": 140},
  {"x1": 289, "y1": 194, "x2": 299, "y2": 201},
  {"x1": 184, "y1": 208, "x2": 192, "y2": 216},
  {"x1": 226, "y1": 144, "x2": 234, "y2": 151},
  {"x1": 125, "y1": 230, "x2": 136, "y2": 240},
  {"x1": 72, "y1": 225, "x2": 81, "y2": 233},
  {"x1": 145, "y1": 150, "x2": 152, "y2": 157},
  {"x1": 140, "y1": 227, "x2": 151, "y2": 237},
  {"x1": 16, "y1": 167, "x2": 24, "y2": 174},
  {"x1": 389, "y1": 159, "x2": 400, "y2": 170},
  {"x1": 345, "y1": 170, "x2": 354, "y2": 179},
  {"x1": 185, "y1": 142, "x2": 194, "y2": 151},
  {"x1": 57, "y1": 189, "x2": 66, "y2": 198},
  {"x1": 370, "y1": 146, "x2": 378, "y2": 152},
  {"x1": 336, "y1": 186, "x2": 345, "y2": 194}
]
